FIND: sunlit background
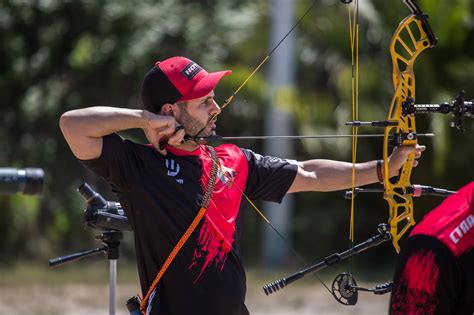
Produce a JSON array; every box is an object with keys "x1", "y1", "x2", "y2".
[{"x1": 0, "y1": 0, "x2": 472, "y2": 314}]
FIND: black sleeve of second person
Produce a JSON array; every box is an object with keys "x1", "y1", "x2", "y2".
[
  {"x1": 240, "y1": 148, "x2": 298, "y2": 203},
  {"x1": 389, "y1": 235, "x2": 463, "y2": 315}
]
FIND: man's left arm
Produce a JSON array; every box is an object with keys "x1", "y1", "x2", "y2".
[{"x1": 288, "y1": 144, "x2": 425, "y2": 193}]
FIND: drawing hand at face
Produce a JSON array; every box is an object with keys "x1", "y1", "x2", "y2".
[{"x1": 143, "y1": 112, "x2": 185, "y2": 156}]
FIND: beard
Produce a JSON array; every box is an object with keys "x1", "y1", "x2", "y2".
[{"x1": 177, "y1": 107, "x2": 216, "y2": 138}]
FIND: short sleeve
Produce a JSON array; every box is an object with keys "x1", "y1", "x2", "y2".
[
  {"x1": 241, "y1": 148, "x2": 298, "y2": 203},
  {"x1": 79, "y1": 133, "x2": 135, "y2": 192}
]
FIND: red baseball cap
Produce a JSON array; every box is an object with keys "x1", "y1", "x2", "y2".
[{"x1": 141, "y1": 56, "x2": 231, "y2": 113}]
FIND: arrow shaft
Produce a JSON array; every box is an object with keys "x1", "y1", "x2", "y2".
[{"x1": 194, "y1": 133, "x2": 434, "y2": 141}]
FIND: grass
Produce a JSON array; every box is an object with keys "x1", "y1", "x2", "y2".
[
  {"x1": 0, "y1": 260, "x2": 139, "y2": 286},
  {"x1": 0, "y1": 259, "x2": 394, "y2": 286},
  {"x1": 0, "y1": 261, "x2": 393, "y2": 315}
]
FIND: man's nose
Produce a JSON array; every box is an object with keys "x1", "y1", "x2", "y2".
[{"x1": 210, "y1": 100, "x2": 221, "y2": 116}]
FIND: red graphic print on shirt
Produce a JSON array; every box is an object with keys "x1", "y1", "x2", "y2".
[{"x1": 189, "y1": 145, "x2": 248, "y2": 281}]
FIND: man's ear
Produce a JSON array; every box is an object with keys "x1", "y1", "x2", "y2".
[{"x1": 160, "y1": 103, "x2": 177, "y2": 116}]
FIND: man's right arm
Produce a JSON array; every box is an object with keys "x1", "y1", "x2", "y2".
[
  {"x1": 60, "y1": 106, "x2": 180, "y2": 159},
  {"x1": 60, "y1": 107, "x2": 148, "y2": 160}
]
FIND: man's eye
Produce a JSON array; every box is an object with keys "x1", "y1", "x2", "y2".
[{"x1": 202, "y1": 99, "x2": 213, "y2": 106}]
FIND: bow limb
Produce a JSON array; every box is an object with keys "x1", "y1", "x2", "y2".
[{"x1": 383, "y1": 4, "x2": 437, "y2": 252}]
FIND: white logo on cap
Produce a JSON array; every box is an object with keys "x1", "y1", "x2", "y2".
[{"x1": 181, "y1": 62, "x2": 202, "y2": 80}]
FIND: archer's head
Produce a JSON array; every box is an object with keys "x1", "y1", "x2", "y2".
[{"x1": 141, "y1": 56, "x2": 231, "y2": 114}]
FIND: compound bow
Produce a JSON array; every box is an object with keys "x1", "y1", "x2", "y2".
[
  {"x1": 189, "y1": 0, "x2": 473, "y2": 307},
  {"x1": 261, "y1": 0, "x2": 472, "y2": 306}
]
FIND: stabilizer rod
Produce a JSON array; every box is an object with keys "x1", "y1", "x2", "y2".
[{"x1": 263, "y1": 224, "x2": 391, "y2": 295}]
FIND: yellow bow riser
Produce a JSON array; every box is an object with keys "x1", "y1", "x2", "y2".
[{"x1": 383, "y1": 14, "x2": 435, "y2": 252}]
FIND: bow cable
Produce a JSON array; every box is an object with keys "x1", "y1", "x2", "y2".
[
  {"x1": 190, "y1": 0, "x2": 319, "y2": 140},
  {"x1": 347, "y1": 0, "x2": 360, "y2": 282},
  {"x1": 201, "y1": 148, "x2": 333, "y2": 295}
]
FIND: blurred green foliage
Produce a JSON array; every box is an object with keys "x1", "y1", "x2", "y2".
[{"x1": 0, "y1": 0, "x2": 472, "y2": 276}]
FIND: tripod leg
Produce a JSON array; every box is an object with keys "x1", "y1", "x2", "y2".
[{"x1": 110, "y1": 259, "x2": 117, "y2": 315}]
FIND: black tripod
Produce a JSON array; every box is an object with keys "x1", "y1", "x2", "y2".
[
  {"x1": 49, "y1": 183, "x2": 132, "y2": 315},
  {"x1": 49, "y1": 230, "x2": 123, "y2": 315}
]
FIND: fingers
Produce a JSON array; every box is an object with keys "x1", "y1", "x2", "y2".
[
  {"x1": 388, "y1": 143, "x2": 426, "y2": 176},
  {"x1": 157, "y1": 125, "x2": 177, "y2": 138},
  {"x1": 416, "y1": 144, "x2": 426, "y2": 152},
  {"x1": 144, "y1": 115, "x2": 185, "y2": 155},
  {"x1": 412, "y1": 145, "x2": 425, "y2": 168},
  {"x1": 397, "y1": 144, "x2": 426, "y2": 157},
  {"x1": 167, "y1": 128, "x2": 186, "y2": 146},
  {"x1": 413, "y1": 144, "x2": 425, "y2": 159},
  {"x1": 402, "y1": 144, "x2": 425, "y2": 153},
  {"x1": 143, "y1": 112, "x2": 200, "y2": 153},
  {"x1": 147, "y1": 115, "x2": 177, "y2": 137},
  {"x1": 157, "y1": 143, "x2": 168, "y2": 156},
  {"x1": 152, "y1": 126, "x2": 185, "y2": 155}
]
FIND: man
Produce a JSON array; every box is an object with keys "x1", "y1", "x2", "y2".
[
  {"x1": 390, "y1": 182, "x2": 474, "y2": 314},
  {"x1": 60, "y1": 56, "x2": 425, "y2": 315}
]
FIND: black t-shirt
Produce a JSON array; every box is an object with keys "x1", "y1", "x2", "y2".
[{"x1": 81, "y1": 133, "x2": 298, "y2": 315}]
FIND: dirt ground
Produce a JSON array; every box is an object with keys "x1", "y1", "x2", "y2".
[
  {"x1": 0, "y1": 264, "x2": 391, "y2": 315},
  {"x1": 0, "y1": 283, "x2": 390, "y2": 315}
]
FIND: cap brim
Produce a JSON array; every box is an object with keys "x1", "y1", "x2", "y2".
[{"x1": 179, "y1": 70, "x2": 232, "y2": 101}]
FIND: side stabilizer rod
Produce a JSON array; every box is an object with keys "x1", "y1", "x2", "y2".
[{"x1": 263, "y1": 224, "x2": 391, "y2": 295}]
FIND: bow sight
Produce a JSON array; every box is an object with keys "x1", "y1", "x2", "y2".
[
  {"x1": 403, "y1": 91, "x2": 474, "y2": 132},
  {"x1": 346, "y1": 91, "x2": 473, "y2": 132}
]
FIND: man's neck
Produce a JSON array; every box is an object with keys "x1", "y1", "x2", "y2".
[{"x1": 175, "y1": 141, "x2": 200, "y2": 151}]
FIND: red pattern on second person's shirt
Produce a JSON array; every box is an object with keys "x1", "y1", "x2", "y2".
[{"x1": 391, "y1": 249, "x2": 440, "y2": 314}]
